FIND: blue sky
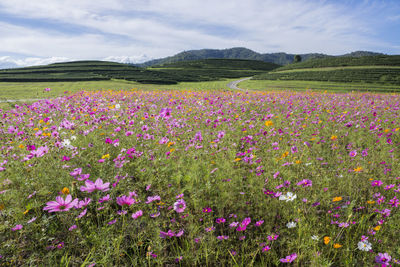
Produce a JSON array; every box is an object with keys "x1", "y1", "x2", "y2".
[{"x1": 0, "y1": 0, "x2": 399, "y2": 67}]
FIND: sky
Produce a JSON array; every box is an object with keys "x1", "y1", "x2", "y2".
[{"x1": 0, "y1": 0, "x2": 399, "y2": 68}]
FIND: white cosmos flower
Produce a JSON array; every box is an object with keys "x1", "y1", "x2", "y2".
[
  {"x1": 115, "y1": 104, "x2": 121, "y2": 109},
  {"x1": 62, "y1": 139, "x2": 71, "y2": 147},
  {"x1": 71, "y1": 135, "x2": 77, "y2": 141},
  {"x1": 357, "y1": 240, "x2": 372, "y2": 251},
  {"x1": 286, "y1": 221, "x2": 297, "y2": 228},
  {"x1": 311, "y1": 235, "x2": 319, "y2": 241},
  {"x1": 279, "y1": 192, "x2": 297, "y2": 202}
]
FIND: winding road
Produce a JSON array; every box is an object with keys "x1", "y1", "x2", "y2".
[{"x1": 226, "y1": 77, "x2": 252, "y2": 91}]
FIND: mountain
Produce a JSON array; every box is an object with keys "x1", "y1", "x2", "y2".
[{"x1": 138, "y1": 47, "x2": 383, "y2": 67}]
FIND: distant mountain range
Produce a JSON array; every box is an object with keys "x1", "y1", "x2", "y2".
[{"x1": 138, "y1": 47, "x2": 384, "y2": 67}]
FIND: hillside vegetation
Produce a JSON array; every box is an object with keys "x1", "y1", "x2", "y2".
[
  {"x1": 253, "y1": 55, "x2": 400, "y2": 86},
  {"x1": 0, "y1": 59, "x2": 279, "y2": 85}
]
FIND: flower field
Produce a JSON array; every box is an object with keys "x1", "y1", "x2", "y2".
[{"x1": 0, "y1": 89, "x2": 399, "y2": 266}]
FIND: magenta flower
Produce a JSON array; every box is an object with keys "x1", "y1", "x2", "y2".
[
  {"x1": 159, "y1": 108, "x2": 172, "y2": 119},
  {"x1": 80, "y1": 178, "x2": 110, "y2": 193},
  {"x1": 43, "y1": 195, "x2": 78, "y2": 212},
  {"x1": 375, "y1": 253, "x2": 391, "y2": 264},
  {"x1": 99, "y1": 194, "x2": 111, "y2": 203},
  {"x1": 216, "y1": 217, "x2": 226, "y2": 224},
  {"x1": 371, "y1": 180, "x2": 383, "y2": 187},
  {"x1": 12, "y1": 224, "x2": 23, "y2": 231},
  {"x1": 76, "y1": 198, "x2": 91, "y2": 208},
  {"x1": 132, "y1": 210, "x2": 143, "y2": 219},
  {"x1": 349, "y1": 150, "x2": 357, "y2": 157},
  {"x1": 297, "y1": 179, "x2": 312, "y2": 187},
  {"x1": 174, "y1": 199, "x2": 186, "y2": 213},
  {"x1": 255, "y1": 220, "x2": 264, "y2": 227},
  {"x1": 280, "y1": 253, "x2": 297, "y2": 263},
  {"x1": 262, "y1": 246, "x2": 271, "y2": 252},
  {"x1": 116, "y1": 195, "x2": 136, "y2": 206},
  {"x1": 202, "y1": 207, "x2": 212, "y2": 213}
]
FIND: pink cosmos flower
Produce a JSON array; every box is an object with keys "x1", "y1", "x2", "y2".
[
  {"x1": 173, "y1": 199, "x2": 186, "y2": 213},
  {"x1": 12, "y1": 224, "x2": 23, "y2": 231},
  {"x1": 145, "y1": 195, "x2": 161, "y2": 204},
  {"x1": 43, "y1": 195, "x2": 78, "y2": 212},
  {"x1": 132, "y1": 210, "x2": 143, "y2": 219},
  {"x1": 76, "y1": 198, "x2": 91, "y2": 208},
  {"x1": 280, "y1": 253, "x2": 297, "y2": 263},
  {"x1": 80, "y1": 178, "x2": 110, "y2": 193},
  {"x1": 116, "y1": 195, "x2": 136, "y2": 206}
]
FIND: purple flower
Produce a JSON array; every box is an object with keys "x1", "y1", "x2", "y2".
[
  {"x1": 80, "y1": 178, "x2": 110, "y2": 193},
  {"x1": 375, "y1": 253, "x2": 391, "y2": 264},
  {"x1": 280, "y1": 253, "x2": 297, "y2": 263},
  {"x1": 27, "y1": 217, "x2": 37, "y2": 224},
  {"x1": 69, "y1": 225, "x2": 77, "y2": 231},
  {"x1": 145, "y1": 195, "x2": 161, "y2": 204},
  {"x1": 43, "y1": 195, "x2": 78, "y2": 212}
]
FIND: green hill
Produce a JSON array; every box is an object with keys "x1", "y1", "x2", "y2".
[
  {"x1": 138, "y1": 47, "x2": 382, "y2": 67},
  {"x1": 0, "y1": 59, "x2": 279, "y2": 84},
  {"x1": 253, "y1": 55, "x2": 400, "y2": 85}
]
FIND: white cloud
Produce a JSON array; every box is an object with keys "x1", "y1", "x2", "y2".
[{"x1": 0, "y1": 0, "x2": 398, "y2": 67}]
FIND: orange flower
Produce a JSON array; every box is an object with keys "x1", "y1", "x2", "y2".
[
  {"x1": 333, "y1": 243, "x2": 342, "y2": 248},
  {"x1": 330, "y1": 135, "x2": 337, "y2": 141},
  {"x1": 354, "y1": 167, "x2": 363, "y2": 173},
  {"x1": 264, "y1": 120, "x2": 273, "y2": 127},
  {"x1": 332, "y1": 197, "x2": 342, "y2": 202},
  {"x1": 373, "y1": 225, "x2": 381, "y2": 231},
  {"x1": 324, "y1": 236, "x2": 330, "y2": 245},
  {"x1": 234, "y1": 158, "x2": 241, "y2": 162},
  {"x1": 61, "y1": 187, "x2": 70, "y2": 195}
]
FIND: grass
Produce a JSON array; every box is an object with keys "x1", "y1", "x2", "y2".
[
  {"x1": 0, "y1": 79, "x2": 234, "y2": 100},
  {"x1": 239, "y1": 79, "x2": 400, "y2": 93}
]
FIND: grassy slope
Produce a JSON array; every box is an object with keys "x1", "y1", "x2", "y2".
[
  {"x1": 239, "y1": 79, "x2": 400, "y2": 93},
  {"x1": 0, "y1": 59, "x2": 279, "y2": 84},
  {"x1": 253, "y1": 55, "x2": 400, "y2": 87}
]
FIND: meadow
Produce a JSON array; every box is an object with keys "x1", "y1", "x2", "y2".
[{"x1": 0, "y1": 86, "x2": 399, "y2": 266}]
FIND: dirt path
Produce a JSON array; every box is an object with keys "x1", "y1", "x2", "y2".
[{"x1": 226, "y1": 77, "x2": 252, "y2": 91}]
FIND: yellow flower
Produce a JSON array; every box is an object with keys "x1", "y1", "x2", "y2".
[
  {"x1": 234, "y1": 158, "x2": 241, "y2": 162},
  {"x1": 367, "y1": 200, "x2": 375, "y2": 204},
  {"x1": 264, "y1": 120, "x2": 273, "y2": 127},
  {"x1": 333, "y1": 197, "x2": 342, "y2": 202},
  {"x1": 23, "y1": 209, "x2": 30, "y2": 215},
  {"x1": 18, "y1": 144, "x2": 25, "y2": 149},
  {"x1": 281, "y1": 151, "x2": 289, "y2": 158},
  {"x1": 101, "y1": 154, "x2": 110, "y2": 159},
  {"x1": 354, "y1": 167, "x2": 363, "y2": 173},
  {"x1": 324, "y1": 236, "x2": 330, "y2": 245},
  {"x1": 330, "y1": 135, "x2": 337, "y2": 141},
  {"x1": 295, "y1": 160, "x2": 301, "y2": 164},
  {"x1": 333, "y1": 243, "x2": 342, "y2": 248},
  {"x1": 61, "y1": 187, "x2": 70, "y2": 195}
]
